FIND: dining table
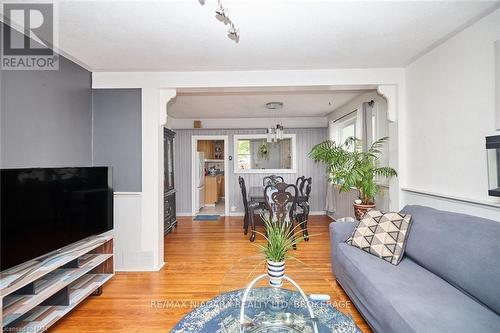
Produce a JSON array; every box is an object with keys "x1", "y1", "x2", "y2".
[{"x1": 247, "y1": 186, "x2": 309, "y2": 242}]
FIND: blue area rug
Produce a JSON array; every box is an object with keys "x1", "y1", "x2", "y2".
[
  {"x1": 171, "y1": 288, "x2": 361, "y2": 333},
  {"x1": 193, "y1": 215, "x2": 220, "y2": 221}
]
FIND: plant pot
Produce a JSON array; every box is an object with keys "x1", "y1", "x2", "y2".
[
  {"x1": 267, "y1": 260, "x2": 285, "y2": 287},
  {"x1": 353, "y1": 202, "x2": 376, "y2": 220}
]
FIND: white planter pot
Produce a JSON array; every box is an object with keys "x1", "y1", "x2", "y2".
[{"x1": 267, "y1": 260, "x2": 285, "y2": 287}]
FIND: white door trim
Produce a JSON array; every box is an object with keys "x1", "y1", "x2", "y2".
[{"x1": 191, "y1": 135, "x2": 230, "y2": 216}]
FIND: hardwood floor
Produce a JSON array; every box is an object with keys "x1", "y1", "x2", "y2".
[{"x1": 50, "y1": 216, "x2": 371, "y2": 332}]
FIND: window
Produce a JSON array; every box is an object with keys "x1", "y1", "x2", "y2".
[
  {"x1": 237, "y1": 139, "x2": 251, "y2": 170},
  {"x1": 339, "y1": 117, "x2": 357, "y2": 144}
]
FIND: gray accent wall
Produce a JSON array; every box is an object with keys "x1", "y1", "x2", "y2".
[
  {"x1": 1, "y1": 56, "x2": 92, "y2": 168},
  {"x1": 92, "y1": 89, "x2": 142, "y2": 192},
  {"x1": 174, "y1": 128, "x2": 328, "y2": 214}
]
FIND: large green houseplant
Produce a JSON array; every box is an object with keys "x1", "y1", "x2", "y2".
[{"x1": 309, "y1": 136, "x2": 397, "y2": 219}]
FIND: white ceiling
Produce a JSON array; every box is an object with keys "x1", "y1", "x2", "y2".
[
  {"x1": 51, "y1": 0, "x2": 499, "y2": 71},
  {"x1": 168, "y1": 89, "x2": 368, "y2": 118}
]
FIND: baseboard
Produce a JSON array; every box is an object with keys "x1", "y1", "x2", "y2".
[
  {"x1": 178, "y1": 211, "x2": 326, "y2": 217},
  {"x1": 156, "y1": 261, "x2": 165, "y2": 271},
  {"x1": 229, "y1": 212, "x2": 245, "y2": 217},
  {"x1": 177, "y1": 212, "x2": 193, "y2": 217},
  {"x1": 310, "y1": 211, "x2": 327, "y2": 215}
]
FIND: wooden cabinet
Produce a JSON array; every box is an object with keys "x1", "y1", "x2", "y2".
[
  {"x1": 197, "y1": 140, "x2": 224, "y2": 160},
  {"x1": 218, "y1": 175, "x2": 225, "y2": 197},
  {"x1": 204, "y1": 175, "x2": 224, "y2": 204},
  {"x1": 197, "y1": 140, "x2": 215, "y2": 159},
  {"x1": 164, "y1": 191, "x2": 176, "y2": 234},
  {"x1": 164, "y1": 128, "x2": 177, "y2": 234},
  {"x1": 164, "y1": 129, "x2": 175, "y2": 193}
]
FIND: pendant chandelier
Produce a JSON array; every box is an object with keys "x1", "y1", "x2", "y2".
[{"x1": 266, "y1": 102, "x2": 284, "y2": 143}]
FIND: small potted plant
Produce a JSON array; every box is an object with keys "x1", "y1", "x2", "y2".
[
  {"x1": 309, "y1": 136, "x2": 397, "y2": 220},
  {"x1": 255, "y1": 216, "x2": 304, "y2": 287}
]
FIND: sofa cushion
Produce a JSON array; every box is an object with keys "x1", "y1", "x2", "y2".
[
  {"x1": 336, "y1": 243, "x2": 500, "y2": 333},
  {"x1": 346, "y1": 210, "x2": 412, "y2": 265},
  {"x1": 400, "y1": 205, "x2": 500, "y2": 315}
]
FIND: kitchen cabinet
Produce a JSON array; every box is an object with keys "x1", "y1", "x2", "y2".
[
  {"x1": 205, "y1": 175, "x2": 223, "y2": 204},
  {"x1": 197, "y1": 140, "x2": 224, "y2": 160},
  {"x1": 197, "y1": 140, "x2": 215, "y2": 159},
  {"x1": 219, "y1": 175, "x2": 225, "y2": 197}
]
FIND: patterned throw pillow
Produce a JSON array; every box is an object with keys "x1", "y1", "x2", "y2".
[{"x1": 346, "y1": 210, "x2": 412, "y2": 265}]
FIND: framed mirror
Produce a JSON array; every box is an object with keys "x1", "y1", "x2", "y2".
[{"x1": 233, "y1": 134, "x2": 296, "y2": 173}]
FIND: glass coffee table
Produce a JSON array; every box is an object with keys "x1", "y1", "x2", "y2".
[{"x1": 171, "y1": 256, "x2": 360, "y2": 333}]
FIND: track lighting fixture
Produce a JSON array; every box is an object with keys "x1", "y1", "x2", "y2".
[{"x1": 201, "y1": 0, "x2": 240, "y2": 42}]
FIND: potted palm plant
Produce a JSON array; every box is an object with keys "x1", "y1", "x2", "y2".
[
  {"x1": 255, "y1": 216, "x2": 304, "y2": 287},
  {"x1": 309, "y1": 136, "x2": 397, "y2": 220}
]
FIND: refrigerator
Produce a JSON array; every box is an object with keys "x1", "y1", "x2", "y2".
[{"x1": 195, "y1": 152, "x2": 205, "y2": 212}]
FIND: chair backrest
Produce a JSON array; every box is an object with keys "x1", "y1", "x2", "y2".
[
  {"x1": 263, "y1": 175, "x2": 285, "y2": 187},
  {"x1": 303, "y1": 177, "x2": 312, "y2": 200},
  {"x1": 264, "y1": 182, "x2": 298, "y2": 225},
  {"x1": 238, "y1": 176, "x2": 248, "y2": 211},
  {"x1": 295, "y1": 176, "x2": 305, "y2": 194}
]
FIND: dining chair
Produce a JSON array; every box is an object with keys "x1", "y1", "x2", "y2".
[
  {"x1": 296, "y1": 177, "x2": 312, "y2": 241},
  {"x1": 263, "y1": 175, "x2": 285, "y2": 187},
  {"x1": 263, "y1": 182, "x2": 299, "y2": 248},
  {"x1": 238, "y1": 176, "x2": 259, "y2": 237},
  {"x1": 295, "y1": 176, "x2": 305, "y2": 194}
]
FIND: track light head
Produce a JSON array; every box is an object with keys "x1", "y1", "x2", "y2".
[
  {"x1": 228, "y1": 23, "x2": 239, "y2": 42},
  {"x1": 215, "y1": 1, "x2": 229, "y2": 23}
]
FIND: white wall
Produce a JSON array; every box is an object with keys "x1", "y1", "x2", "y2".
[{"x1": 403, "y1": 8, "x2": 500, "y2": 219}]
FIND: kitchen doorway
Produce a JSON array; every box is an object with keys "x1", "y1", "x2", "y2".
[{"x1": 191, "y1": 135, "x2": 229, "y2": 216}]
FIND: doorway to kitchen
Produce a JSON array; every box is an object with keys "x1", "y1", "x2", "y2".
[{"x1": 191, "y1": 135, "x2": 229, "y2": 217}]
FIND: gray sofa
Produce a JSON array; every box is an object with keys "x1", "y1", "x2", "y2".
[{"x1": 330, "y1": 205, "x2": 500, "y2": 333}]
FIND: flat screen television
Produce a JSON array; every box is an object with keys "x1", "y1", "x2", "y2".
[{"x1": 1, "y1": 167, "x2": 113, "y2": 271}]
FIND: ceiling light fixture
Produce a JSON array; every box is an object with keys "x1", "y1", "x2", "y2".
[
  {"x1": 266, "y1": 102, "x2": 284, "y2": 110},
  {"x1": 201, "y1": 0, "x2": 240, "y2": 43},
  {"x1": 266, "y1": 102, "x2": 285, "y2": 143}
]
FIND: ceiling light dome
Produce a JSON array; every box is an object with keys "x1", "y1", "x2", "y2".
[{"x1": 266, "y1": 102, "x2": 284, "y2": 110}]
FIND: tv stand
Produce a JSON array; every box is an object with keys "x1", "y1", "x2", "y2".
[{"x1": 0, "y1": 234, "x2": 114, "y2": 332}]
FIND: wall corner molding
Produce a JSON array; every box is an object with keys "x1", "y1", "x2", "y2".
[
  {"x1": 377, "y1": 85, "x2": 397, "y2": 122},
  {"x1": 160, "y1": 89, "x2": 177, "y2": 126}
]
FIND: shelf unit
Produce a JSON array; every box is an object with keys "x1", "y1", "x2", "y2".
[{"x1": 1, "y1": 234, "x2": 114, "y2": 332}]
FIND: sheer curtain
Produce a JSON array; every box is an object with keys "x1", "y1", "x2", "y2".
[{"x1": 359, "y1": 101, "x2": 374, "y2": 151}]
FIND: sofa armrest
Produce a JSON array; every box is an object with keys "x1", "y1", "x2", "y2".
[
  {"x1": 329, "y1": 221, "x2": 356, "y2": 245},
  {"x1": 329, "y1": 221, "x2": 357, "y2": 279}
]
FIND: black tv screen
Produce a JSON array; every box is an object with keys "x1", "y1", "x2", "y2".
[{"x1": 1, "y1": 167, "x2": 113, "y2": 271}]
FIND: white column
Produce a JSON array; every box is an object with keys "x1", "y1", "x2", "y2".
[
  {"x1": 495, "y1": 40, "x2": 500, "y2": 130},
  {"x1": 157, "y1": 89, "x2": 176, "y2": 267},
  {"x1": 141, "y1": 87, "x2": 176, "y2": 271},
  {"x1": 377, "y1": 84, "x2": 401, "y2": 211}
]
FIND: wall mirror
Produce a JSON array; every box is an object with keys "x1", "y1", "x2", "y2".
[{"x1": 234, "y1": 134, "x2": 297, "y2": 173}]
